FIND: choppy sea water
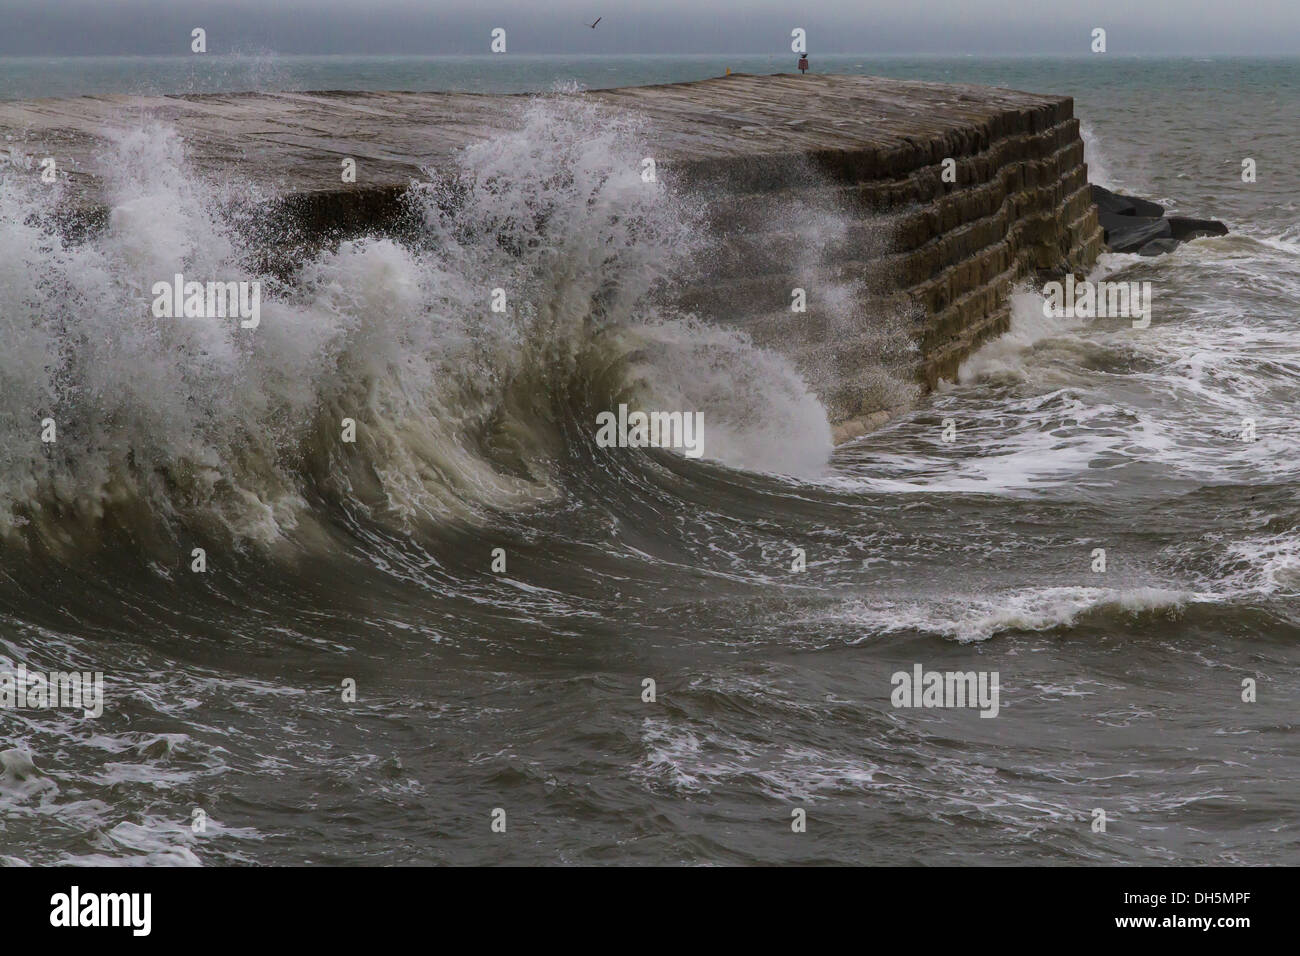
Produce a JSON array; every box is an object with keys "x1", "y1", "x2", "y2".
[{"x1": 1, "y1": 55, "x2": 1297, "y2": 865}]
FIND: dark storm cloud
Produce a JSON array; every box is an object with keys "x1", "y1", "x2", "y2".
[{"x1": 0, "y1": 0, "x2": 1296, "y2": 56}]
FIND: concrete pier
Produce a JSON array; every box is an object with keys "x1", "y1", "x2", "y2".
[{"x1": 0, "y1": 74, "x2": 1103, "y2": 438}]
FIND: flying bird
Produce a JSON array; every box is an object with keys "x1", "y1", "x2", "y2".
[{"x1": 588, "y1": 17, "x2": 602, "y2": 29}]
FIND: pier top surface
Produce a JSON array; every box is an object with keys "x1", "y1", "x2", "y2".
[{"x1": 0, "y1": 73, "x2": 1070, "y2": 203}]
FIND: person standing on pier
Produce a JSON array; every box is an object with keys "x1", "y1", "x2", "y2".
[{"x1": 797, "y1": 54, "x2": 809, "y2": 74}]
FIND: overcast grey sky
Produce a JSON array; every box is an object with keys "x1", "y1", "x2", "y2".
[{"x1": 1, "y1": 0, "x2": 1297, "y2": 56}]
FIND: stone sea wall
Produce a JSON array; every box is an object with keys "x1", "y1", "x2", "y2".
[{"x1": 0, "y1": 74, "x2": 1104, "y2": 441}]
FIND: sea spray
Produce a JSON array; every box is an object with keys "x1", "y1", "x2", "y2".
[{"x1": 0, "y1": 93, "x2": 846, "y2": 550}]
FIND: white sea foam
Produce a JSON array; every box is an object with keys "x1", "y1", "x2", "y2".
[
  {"x1": 834, "y1": 586, "x2": 1198, "y2": 644},
  {"x1": 0, "y1": 93, "x2": 840, "y2": 545}
]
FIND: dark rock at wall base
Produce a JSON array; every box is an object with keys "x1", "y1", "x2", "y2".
[
  {"x1": 1100, "y1": 213, "x2": 1172, "y2": 253},
  {"x1": 1137, "y1": 237, "x2": 1182, "y2": 256},
  {"x1": 1096, "y1": 209, "x2": 1130, "y2": 233},
  {"x1": 1091, "y1": 184, "x2": 1166, "y2": 218},
  {"x1": 1092, "y1": 185, "x2": 1228, "y2": 257},
  {"x1": 1168, "y1": 216, "x2": 1230, "y2": 241},
  {"x1": 1124, "y1": 195, "x2": 1167, "y2": 218},
  {"x1": 1092, "y1": 185, "x2": 1137, "y2": 216}
]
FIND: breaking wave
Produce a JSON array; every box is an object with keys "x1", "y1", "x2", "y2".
[{"x1": 0, "y1": 94, "x2": 836, "y2": 557}]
